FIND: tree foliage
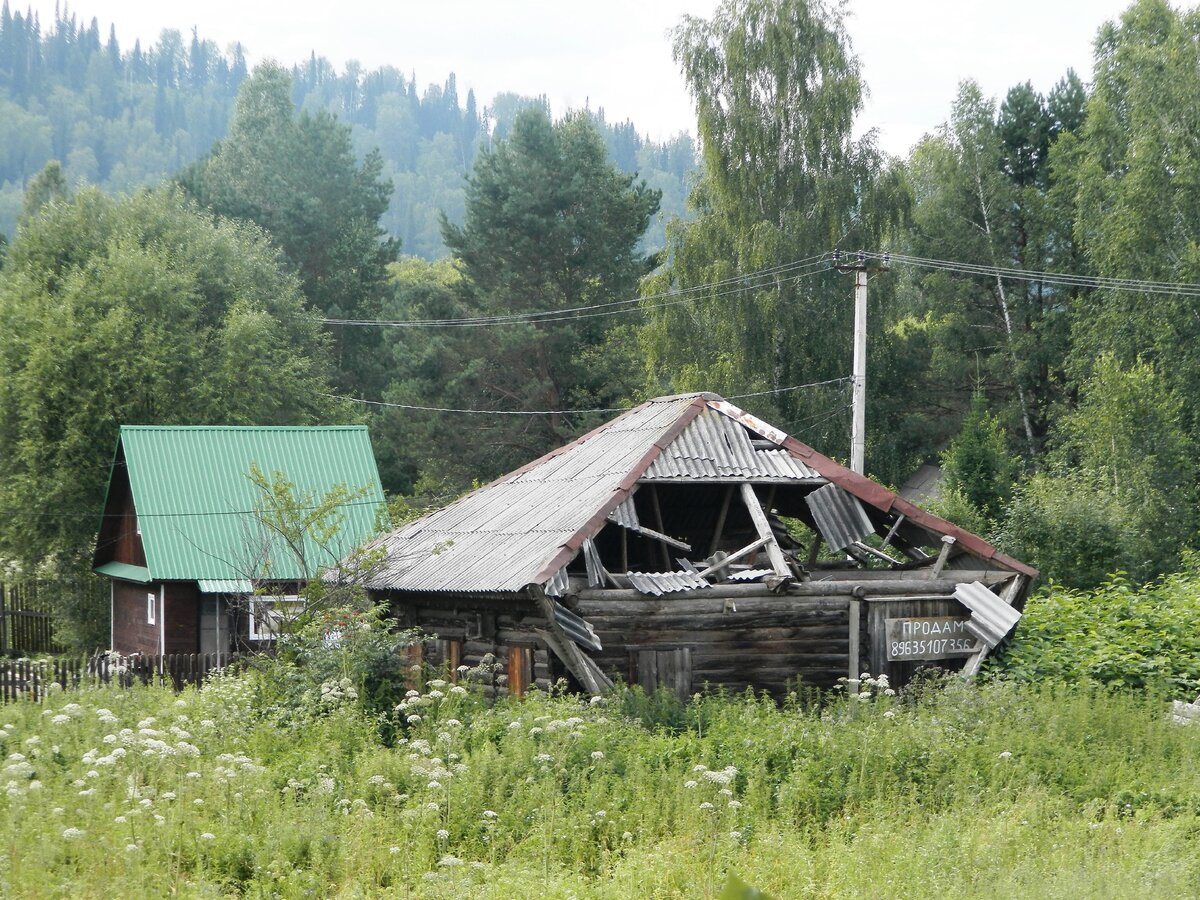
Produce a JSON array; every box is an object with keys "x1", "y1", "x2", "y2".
[
  {"x1": 641, "y1": 0, "x2": 910, "y2": 479},
  {"x1": 0, "y1": 185, "x2": 344, "y2": 574},
  {"x1": 379, "y1": 108, "x2": 660, "y2": 489}
]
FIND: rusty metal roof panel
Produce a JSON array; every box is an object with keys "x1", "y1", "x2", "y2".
[
  {"x1": 805, "y1": 483, "x2": 875, "y2": 552},
  {"x1": 626, "y1": 571, "x2": 711, "y2": 595},
  {"x1": 955, "y1": 581, "x2": 1022, "y2": 648},
  {"x1": 643, "y1": 407, "x2": 822, "y2": 481}
]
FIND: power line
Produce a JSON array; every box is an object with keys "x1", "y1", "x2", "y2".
[
  {"x1": 322, "y1": 376, "x2": 852, "y2": 416},
  {"x1": 321, "y1": 254, "x2": 833, "y2": 328},
  {"x1": 872, "y1": 251, "x2": 1200, "y2": 297}
]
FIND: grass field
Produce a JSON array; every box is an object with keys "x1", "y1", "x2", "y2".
[{"x1": 1, "y1": 669, "x2": 1198, "y2": 898}]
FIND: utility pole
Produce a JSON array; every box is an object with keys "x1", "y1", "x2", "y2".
[{"x1": 833, "y1": 250, "x2": 889, "y2": 475}]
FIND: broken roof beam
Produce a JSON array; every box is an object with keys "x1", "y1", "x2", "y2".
[
  {"x1": 740, "y1": 483, "x2": 791, "y2": 578},
  {"x1": 697, "y1": 537, "x2": 770, "y2": 579}
]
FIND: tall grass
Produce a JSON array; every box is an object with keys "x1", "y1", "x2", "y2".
[{"x1": 0, "y1": 673, "x2": 1197, "y2": 897}]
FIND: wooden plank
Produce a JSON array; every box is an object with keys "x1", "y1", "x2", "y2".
[
  {"x1": 697, "y1": 538, "x2": 770, "y2": 579},
  {"x1": 740, "y1": 483, "x2": 791, "y2": 577},
  {"x1": 848, "y1": 599, "x2": 861, "y2": 691},
  {"x1": 930, "y1": 536, "x2": 956, "y2": 579}
]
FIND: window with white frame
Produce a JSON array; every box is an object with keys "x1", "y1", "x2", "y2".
[
  {"x1": 248, "y1": 595, "x2": 304, "y2": 641},
  {"x1": 146, "y1": 592, "x2": 156, "y2": 625}
]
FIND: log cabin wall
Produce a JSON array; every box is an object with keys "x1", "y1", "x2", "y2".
[
  {"x1": 387, "y1": 594, "x2": 553, "y2": 696},
  {"x1": 575, "y1": 593, "x2": 852, "y2": 697}
]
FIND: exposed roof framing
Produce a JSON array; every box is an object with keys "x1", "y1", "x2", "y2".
[{"x1": 362, "y1": 393, "x2": 1036, "y2": 595}]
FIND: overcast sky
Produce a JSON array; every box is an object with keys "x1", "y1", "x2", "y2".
[{"x1": 30, "y1": 0, "x2": 1136, "y2": 156}]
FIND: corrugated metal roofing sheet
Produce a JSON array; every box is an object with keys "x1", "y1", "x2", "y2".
[
  {"x1": 362, "y1": 392, "x2": 1036, "y2": 595},
  {"x1": 954, "y1": 580, "x2": 1022, "y2": 648},
  {"x1": 114, "y1": 426, "x2": 385, "y2": 582},
  {"x1": 363, "y1": 396, "x2": 702, "y2": 593},
  {"x1": 642, "y1": 406, "x2": 822, "y2": 481},
  {"x1": 805, "y1": 483, "x2": 875, "y2": 552},
  {"x1": 626, "y1": 571, "x2": 711, "y2": 595},
  {"x1": 198, "y1": 579, "x2": 253, "y2": 594},
  {"x1": 726, "y1": 568, "x2": 774, "y2": 583}
]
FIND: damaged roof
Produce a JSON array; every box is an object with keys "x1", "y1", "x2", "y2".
[{"x1": 362, "y1": 392, "x2": 1036, "y2": 594}]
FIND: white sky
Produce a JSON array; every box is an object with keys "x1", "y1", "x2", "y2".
[{"x1": 34, "y1": 0, "x2": 1135, "y2": 156}]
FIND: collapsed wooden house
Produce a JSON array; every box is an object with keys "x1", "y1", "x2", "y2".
[{"x1": 360, "y1": 393, "x2": 1037, "y2": 697}]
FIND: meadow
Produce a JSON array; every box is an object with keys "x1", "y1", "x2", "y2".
[{"x1": 0, "y1": 663, "x2": 1198, "y2": 898}]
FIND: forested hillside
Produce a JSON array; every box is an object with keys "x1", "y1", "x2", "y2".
[{"x1": 0, "y1": 3, "x2": 696, "y2": 256}]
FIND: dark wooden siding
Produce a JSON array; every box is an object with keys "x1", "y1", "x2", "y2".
[
  {"x1": 164, "y1": 582, "x2": 199, "y2": 654},
  {"x1": 577, "y1": 594, "x2": 852, "y2": 697},
  {"x1": 112, "y1": 581, "x2": 159, "y2": 655},
  {"x1": 94, "y1": 461, "x2": 146, "y2": 567}
]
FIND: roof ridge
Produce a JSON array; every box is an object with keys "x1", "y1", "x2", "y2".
[{"x1": 120, "y1": 424, "x2": 368, "y2": 431}]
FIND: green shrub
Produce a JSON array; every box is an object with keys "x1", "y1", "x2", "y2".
[{"x1": 996, "y1": 561, "x2": 1200, "y2": 695}]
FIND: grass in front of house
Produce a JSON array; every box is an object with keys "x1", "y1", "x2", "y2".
[{"x1": 0, "y1": 671, "x2": 1198, "y2": 897}]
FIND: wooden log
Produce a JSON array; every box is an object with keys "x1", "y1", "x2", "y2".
[{"x1": 848, "y1": 599, "x2": 861, "y2": 691}]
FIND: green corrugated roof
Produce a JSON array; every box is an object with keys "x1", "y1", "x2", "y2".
[
  {"x1": 107, "y1": 426, "x2": 385, "y2": 582},
  {"x1": 95, "y1": 561, "x2": 152, "y2": 583}
]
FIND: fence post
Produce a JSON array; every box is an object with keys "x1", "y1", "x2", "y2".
[{"x1": 0, "y1": 581, "x2": 7, "y2": 655}]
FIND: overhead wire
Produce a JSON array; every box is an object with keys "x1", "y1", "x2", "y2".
[
  {"x1": 321, "y1": 253, "x2": 833, "y2": 328},
  {"x1": 321, "y1": 376, "x2": 853, "y2": 416},
  {"x1": 868, "y1": 251, "x2": 1200, "y2": 297}
]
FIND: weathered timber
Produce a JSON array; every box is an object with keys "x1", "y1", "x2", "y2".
[
  {"x1": 697, "y1": 538, "x2": 770, "y2": 578},
  {"x1": 930, "y1": 536, "x2": 956, "y2": 578},
  {"x1": 810, "y1": 569, "x2": 1012, "y2": 585},
  {"x1": 740, "y1": 483, "x2": 791, "y2": 577},
  {"x1": 848, "y1": 599, "x2": 861, "y2": 689},
  {"x1": 594, "y1": 625, "x2": 849, "y2": 644},
  {"x1": 575, "y1": 578, "x2": 990, "y2": 604},
  {"x1": 576, "y1": 593, "x2": 850, "y2": 617}
]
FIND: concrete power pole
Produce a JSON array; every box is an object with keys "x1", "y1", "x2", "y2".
[{"x1": 834, "y1": 251, "x2": 889, "y2": 475}]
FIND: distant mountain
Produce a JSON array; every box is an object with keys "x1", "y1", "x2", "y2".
[{"x1": 0, "y1": 4, "x2": 696, "y2": 257}]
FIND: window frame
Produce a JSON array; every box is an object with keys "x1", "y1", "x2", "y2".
[{"x1": 247, "y1": 594, "x2": 304, "y2": 641}]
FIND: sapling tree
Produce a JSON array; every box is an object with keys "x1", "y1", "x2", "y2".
[{"x1": 239, "y1": 465, "x2": 419, "y2": 719}]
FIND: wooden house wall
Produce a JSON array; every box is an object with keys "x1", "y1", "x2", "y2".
[
  {"x1": 864, "y1": 596, "x2": 969, "y2": 685},
  {"x1": 576, "y1": 594, "x2": 852, "y2": 697},
  {"x1": 164, "y1": 583, "x2": 200, "y2": 654},
  {"x1": 112, "y1": 580, "x2": 160, "y2": 655},
  {"x1": 386, "y1": 596, "x2": 553, "y2": 695},
  {"x1": 95, "y1": 466, "x2": 146, "y2": 567}
]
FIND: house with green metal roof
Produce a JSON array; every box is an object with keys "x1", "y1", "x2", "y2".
[{"x1": 93, "y1": 425, "x2": 386, "y2": 656}]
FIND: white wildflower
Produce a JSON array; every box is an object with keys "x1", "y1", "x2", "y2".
[
  {"x1": 199, "y1": 832, "x2": 215, "y2": 841},
  {"x1": 62, "y1": 827, "x2": 85, "y2": 840}
]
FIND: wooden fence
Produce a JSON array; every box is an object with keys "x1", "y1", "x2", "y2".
[
  {"x1": 0, "y1": 653, "x2": 254, "y2": 702},
  {"x1": 0, "y1": 581, "x2": 62, "y2": 656}
]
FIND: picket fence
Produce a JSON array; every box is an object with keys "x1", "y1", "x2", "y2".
[{"x1": 0, "y1": 653, "x2": 255, "y2": 703}]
